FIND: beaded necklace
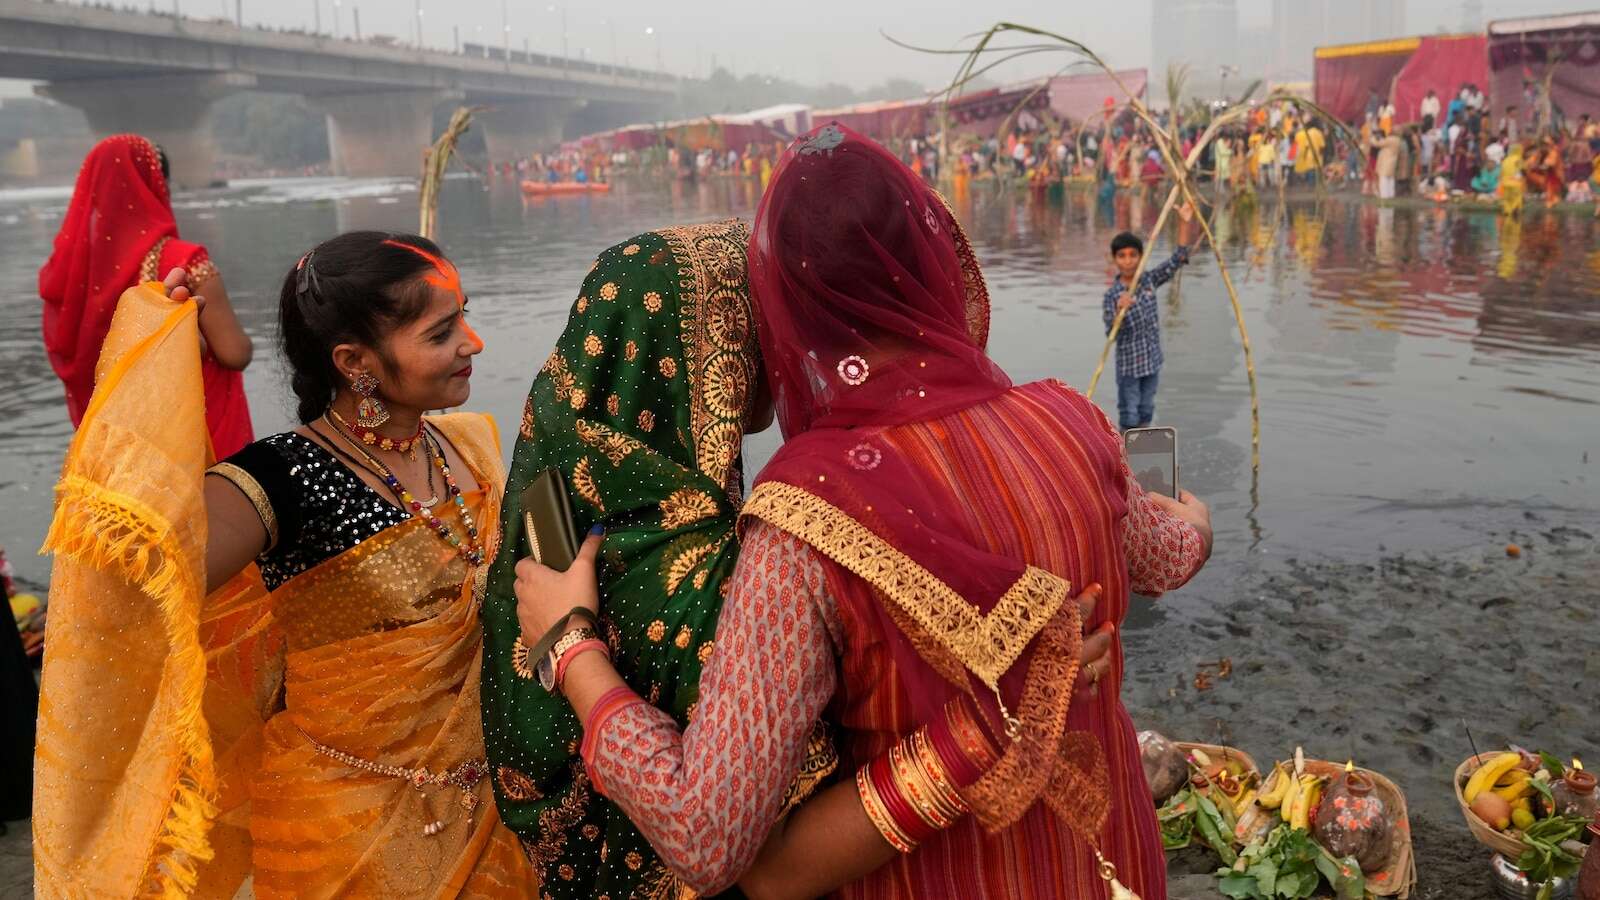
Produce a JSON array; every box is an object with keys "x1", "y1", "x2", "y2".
[{"x1": 325, "y1": 415, "x2": 485, "y2": 566}]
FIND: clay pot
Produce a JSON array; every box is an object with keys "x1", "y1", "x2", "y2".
[
  {"x1": 1554, "y1": 770, "x2": 1598, "y2": 821},
  {"x1": 1577, "y1": 814, "x2": 1599, "y2": 900},
  {"x1": 1313, "y1": 770, "x2": 1394, "y2": 874}
]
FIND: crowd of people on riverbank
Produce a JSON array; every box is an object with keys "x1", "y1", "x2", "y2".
[{"x1": 517, "y1": 78, "x2": 1600, "y2": 223}]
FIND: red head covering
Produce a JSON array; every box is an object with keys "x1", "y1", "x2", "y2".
[
  {"x1": 745, "y1": 124, "x2": 1104, "y2": 834},
  {"x1": 39, "y1": 135, "x2": 180, "y2": 425}
]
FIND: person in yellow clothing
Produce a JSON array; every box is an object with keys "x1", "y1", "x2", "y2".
[
  {"x1": 1499, "y1": 142, "x2": 1527, "y2": 217},
  {"x1": 1293, "y1": 123, "x2": 1328, "y2": 187}
]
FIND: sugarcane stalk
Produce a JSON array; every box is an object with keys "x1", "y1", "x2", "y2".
[{"x1": 419, "y1": 106, "x2": 481, "y2": 240}]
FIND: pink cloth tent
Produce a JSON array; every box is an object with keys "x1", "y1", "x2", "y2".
[
  {"x1": 1392, "y1": 35, "x2": 1489, "y2": 126},
  {"x1": 1315, "y1": 38, "x2": 1420, "y2": 123},
  {"x1": 1488, "y1": 13, "x2": 1600, "y2": 127}
]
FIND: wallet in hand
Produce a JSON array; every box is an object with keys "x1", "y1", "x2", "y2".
[{"x1": 519, "y1": 467, "x2": 581, "y2": 571}]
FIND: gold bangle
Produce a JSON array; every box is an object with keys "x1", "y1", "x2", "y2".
[
  {"x1": 856, "y1": 765, "x2": 917, "y2": 853},
  {"x1": 888, "y1": 739, "x2": 957, "y2": 831},
  {"x1": 910, "y1": 729, "x2": 970, "y2": 821}
]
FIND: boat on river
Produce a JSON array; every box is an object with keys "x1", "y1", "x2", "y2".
[{"x1": 520, "y1": 180, "x2": 612, "y2": 196}]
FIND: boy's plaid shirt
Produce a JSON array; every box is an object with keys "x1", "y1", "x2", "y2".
[{"x1": 1102, "y1": 246, "x2": 1190, "y2": 379}]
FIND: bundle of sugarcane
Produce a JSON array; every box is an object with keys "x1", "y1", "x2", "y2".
[
  {"x1": 419, "y1": 106, "x2": 482, "y2": 240},
  {"x1": 896, "y1": 22, "x2": 1368, "y2": 474}
]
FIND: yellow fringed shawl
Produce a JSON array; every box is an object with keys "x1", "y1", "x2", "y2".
[{"x1": 36, "y1": 282, "x2": 219, "y2": 896}]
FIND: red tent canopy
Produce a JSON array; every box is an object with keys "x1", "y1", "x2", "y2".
[
  {"x1": 1392, "y1": 35, "x2": 1488, "y2": 125},
  {"x1": 1315, "y1": 38, "x2": 1420, "y2": 123}
]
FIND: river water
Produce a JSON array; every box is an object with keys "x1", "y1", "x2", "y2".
[{"x1": 1, "y1": 176, "x2": 1596, "y2": 608}]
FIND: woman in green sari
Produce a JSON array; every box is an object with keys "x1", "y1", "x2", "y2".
[{"x1": 481, "y1": 220, "x2": 836, "y2": 898}]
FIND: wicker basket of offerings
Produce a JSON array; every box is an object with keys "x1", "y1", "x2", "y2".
[
  {"x1": 1252, "y1": 757, "x2": 1417, "y2": 898},
  {"x1": 1454, "y1": 753, "x2": 1545, "y2": 859}
]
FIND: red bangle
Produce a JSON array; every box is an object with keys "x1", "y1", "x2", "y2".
[
  {"x1": 868, "y1": 751, "x2": 937, "y2": 845},
  {"x1": 930, "y1": 698, "x2": 998, "y2": 787},
  {"x1": 555, "y1": 639, "x2": 609, "y2": 691}
]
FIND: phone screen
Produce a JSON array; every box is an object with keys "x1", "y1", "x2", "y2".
[{"x1": 1125, "y1": 427, "x2": 1177, "y2": 498}]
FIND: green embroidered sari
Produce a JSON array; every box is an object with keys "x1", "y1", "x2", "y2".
[{"x1": 481, "y1": 220, "x2": 828, "y2": 899}]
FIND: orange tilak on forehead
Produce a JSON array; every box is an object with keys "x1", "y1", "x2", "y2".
[{"x1": 384, "y1": 239, "x2": 464, "y2": 304}]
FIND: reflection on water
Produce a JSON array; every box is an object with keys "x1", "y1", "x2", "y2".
[{"x1": 0, "y1": 177, "x2": 1596, "y2": 593}]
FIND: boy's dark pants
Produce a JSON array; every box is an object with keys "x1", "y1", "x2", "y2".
[{"x1": 1116, "y1": 371, "x2": 1160, "y2": 430}]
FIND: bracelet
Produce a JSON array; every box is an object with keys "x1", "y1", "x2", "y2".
[
  {"x1": 554, "y1": 639, "x2": 609, "y2": 692},
  {"x1": 932, "y1": 697, "x2": 999, "y2": 785},
  {"x1": 856, "y1": 763, "x2": 918, "y2": 852}
]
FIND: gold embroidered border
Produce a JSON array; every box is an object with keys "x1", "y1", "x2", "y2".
[
  {"x1": 657, "y1": 220, "x2": 756, "y2": 504},
  {"x1": 207, "y1": 461, "x2": 279, "y2": 552},
  {"x1": 739, "y1": 482, "x2": 1068, "y2": 689},
  {"x1": 933, "y1": 191, "x2": 992, "y2": 349},
  {"x1": 139, "y1": 236, "x2": 171, "y2": 283}
]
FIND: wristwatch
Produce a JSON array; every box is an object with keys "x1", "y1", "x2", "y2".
[{"x1": 538, "y1": 626, "x2": 599, "y2": 692}]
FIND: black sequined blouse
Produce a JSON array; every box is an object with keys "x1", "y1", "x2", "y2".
[{"x1": 212, "y1": 432, "x2": 410, "y2": 591}]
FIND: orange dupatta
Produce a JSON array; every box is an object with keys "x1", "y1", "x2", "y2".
[{"x1": 35, "y1": 282, "x2": 534, "y2": 898}]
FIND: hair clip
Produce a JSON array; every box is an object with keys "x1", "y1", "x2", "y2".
[{"x1": 294, "y1": 249, "x2": 321, "y2": 302}]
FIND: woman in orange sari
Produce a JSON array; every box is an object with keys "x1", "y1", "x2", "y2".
[
  {"x1": 516, "y1": 124, "x2": 1214, "y2": 899},
  {"x1": 39, "y1": 134, "x2": 255, "y2": 458},
  {"x1": 34, "y1": 231, "x2": 535, "y2": 898}
]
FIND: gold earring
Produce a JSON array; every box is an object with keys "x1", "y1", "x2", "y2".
[{"x1": 351, "y1": 372, "x2": 389, "y2": 428}]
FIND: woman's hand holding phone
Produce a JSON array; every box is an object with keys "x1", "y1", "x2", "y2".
[{"x1": 1148, "y1": 489, "x2": 1212, "y2": 562}]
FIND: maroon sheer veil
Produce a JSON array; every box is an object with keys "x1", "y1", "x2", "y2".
[{"x1": 740, "y1": 123, "x2": 1110, "y2": 839}]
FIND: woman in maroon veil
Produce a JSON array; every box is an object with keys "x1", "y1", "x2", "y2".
[{"x1": 514, "y1": 123, "x2": 1212, "y2": 898}]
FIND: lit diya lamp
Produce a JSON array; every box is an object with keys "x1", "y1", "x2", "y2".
[{"x1": 1313, "y1": 760, "x2": 1393, "y2": 873}]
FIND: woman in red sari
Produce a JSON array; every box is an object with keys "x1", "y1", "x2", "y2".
[
  {"x1": 515, "y1": 124, "x2": 1212, "y2": 899},
  {"x1": 40, "y1": 134, "x2": 254, "y2": 457}
]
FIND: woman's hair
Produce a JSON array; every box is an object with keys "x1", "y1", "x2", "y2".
[{"x1": 278, "y1": 231, "x2": 446, "y2": 423}]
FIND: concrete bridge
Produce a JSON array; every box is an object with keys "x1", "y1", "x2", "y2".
[{"x1": 0, "y1": 0, "x2": 676, "y2": 185}]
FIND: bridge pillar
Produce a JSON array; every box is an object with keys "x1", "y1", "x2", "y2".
[
  {"x1": 312, "y1": 89, "x2": 460, "y2": 178},
  {"x1": 477, "y1": 99, "x2": 582, "y2": 166},
  {"x1": 37, "y1": 72, "x2": 255, "y2": 189}
]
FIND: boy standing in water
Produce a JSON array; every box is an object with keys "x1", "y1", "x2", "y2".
[{"x1": 1104, "y1": 203, "x2": 1195, "y2": 430}]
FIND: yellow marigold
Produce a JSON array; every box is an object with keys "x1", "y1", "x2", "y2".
[
  {"x1": 599, "y1": 281, "x2": 619, "y2": 301},
  {"x1": 643, "y1": 291, "x2": 663, "y2": 313},
  {"x1": 658, "y1": 356, "x2": 678, "y2": 378}
]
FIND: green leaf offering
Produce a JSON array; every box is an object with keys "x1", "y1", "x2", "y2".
[{"x1": 1214, "y1": 825, "x2": 1366, "y2": 900}]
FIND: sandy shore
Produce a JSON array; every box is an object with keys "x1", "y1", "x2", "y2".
[{"x1": 1133, "y1": 516, "x2": 1599, "y2": 899}]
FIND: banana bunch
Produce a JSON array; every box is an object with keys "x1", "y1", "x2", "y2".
[
  {"x1": 1463, "y1": 752, "x2": 1523, "y2": 803},
  {"x1": 1253, "y1": 762, "x2": 1325, "y2": 831}
]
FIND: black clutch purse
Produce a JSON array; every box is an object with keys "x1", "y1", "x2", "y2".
[{"x1": 518, "y1": 467, "x2": 581, "y2": 571}]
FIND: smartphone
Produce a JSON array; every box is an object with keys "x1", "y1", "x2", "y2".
[{"x1": 1124, "y1": 427, "x2": 1179, "y2": 499}]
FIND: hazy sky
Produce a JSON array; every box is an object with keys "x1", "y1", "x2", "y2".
[{"x1": 7, "y1": 0, "x2": 1600, "y2": 92}]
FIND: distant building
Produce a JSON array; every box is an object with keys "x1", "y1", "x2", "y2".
[
  {"x1": 1151, "y1": 0, "x2": 1240, "y2": 103},
  {"x1": 1271, "y1": 0, "x2": 1408, "y2": 83}
]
